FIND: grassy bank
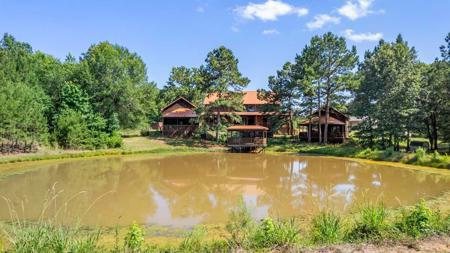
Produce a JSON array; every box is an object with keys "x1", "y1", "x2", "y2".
[
  {"x1": 0, "y1": 136, "x2": 224, "y2": 165},
  {"x1": 1, "y1": 199, "x2": 449, "y2": 252},
  {"x1": 267, "y1": 138, "x2": 450, "y2": 169}
]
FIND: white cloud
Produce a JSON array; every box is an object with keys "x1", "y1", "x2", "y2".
[
  {"x1": 338, "y1": 0, "x2": 375, "y2": 20},
  {"x1": 196, "y1": 6, "x2": 205, "y2": 13},
  {"x1": 235, "y1": 0, "x2": 308, "y2": 21},
  {"x1": 306, "y1": 15, "x2": 340, "y2": 30},
  {"x1": 344, "y1": 29, "x2": 383, "y2": 42},
  {"x1": 262, "y1": 29, "x2": 280, "y2": 35},
  {"x1": 231, "y1": 26, "x2": 240, "y2": 32}
]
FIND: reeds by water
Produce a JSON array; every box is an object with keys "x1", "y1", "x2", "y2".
[{"x1": 0, "y1": 194, "x2": 449, "y2": 252}]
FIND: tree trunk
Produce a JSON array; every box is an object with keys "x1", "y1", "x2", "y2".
[
  {"x1": 307, "y1": 103, "x2": 312, "y2": 143},
  {"x1": 425, "y1": 118, "x2": 433, "y2": 150},
  {"x1": 406, "y1": 127, "x2": 410, "y2": 152},
  {"x1": 431, "y1": 114, "x2": 438, "y2": 151},
  {"x1": 215, "y1": 110, "x2": 221, "y2": 142},
  {"x1": 289, "y1": 111, "x2": 294, "y2": 136},
  {"x1": 324, "y1": 94, "x2": 330, "y2": 144},
  {"x1": 317, "y1": 86, "x2": 322, "y2": 144}
]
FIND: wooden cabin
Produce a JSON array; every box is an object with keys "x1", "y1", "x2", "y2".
[
  {"x1": 203, "y1": 91, "x2": 286, "y2": 135},
  {"x1": 299, "y1": 107, "x2": 350, "y2": 143},
  {"x1": 161, "y1": 97, "x2": 198, "y2": 137},
  {"x1": 226, "y1": 125, "x2": 268, "y2": 152}
]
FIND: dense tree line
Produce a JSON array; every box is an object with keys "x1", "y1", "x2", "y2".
[
  {"x1": 160, "y1": 46, "x2": 249, "y2": 142},
  {"x1": 1, "y1": 32, "x2": 448, "y2": 151},
  {"x1": 259, "y1": 32, "x2": 449, "y2": 150},
  {"x1": 0, "y1": 34, "x2": 159, "y2": 151}
]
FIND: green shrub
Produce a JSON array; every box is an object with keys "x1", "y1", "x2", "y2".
[
  {"x1": 347, "y1": 204, "x2": 388, "y2": 241},
  {"x1": 397, "y1": 201, "x2": 438, "y2": 238},
  {"x1": 311, "y1": 211, "x2": 342, "y2": 244},
  {"x1": 412, "y1": 147, "x2": 427, "y2": 165},
  {"x1": 250, "y1": 217, "x2": 300, "y2": 249},
  {"x1": 107, "y1": 131, "x2": 123, "y2": 148},
  {"x1": 140, "y1": 129, "x2": 151, "y2": 137},
  {"x1": 5, "y1": 222, "x2": 102, "y2": 253},
  {"x1": 431, "y1": 151, "x2": 442, "y2": 163},
  {"x1": 226, "y1": 201, "x2": 255, "y2": 247},
  {"x1": 179, "y1": 227, "x2": 207, "y2": 252},
  {"x1": 356, "y1": 148, "x2": 373, "y2": 159},
  {"x1": 124, "y1": 222, "x2": 146, "y2": 252}
]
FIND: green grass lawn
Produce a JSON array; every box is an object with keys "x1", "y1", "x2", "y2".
[
  {"x1": 266, "y1": 137, "x2": 450, "y2": 169},
  {"x1": 0, "y1": 136, "x2": 223, "y2": 165}
]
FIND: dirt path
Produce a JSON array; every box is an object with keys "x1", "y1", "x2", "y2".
[{"x1": 303, "y1": 236, "x2": 450, "y2": 253}]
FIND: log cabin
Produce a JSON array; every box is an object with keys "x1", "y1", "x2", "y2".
[
  {"x1": 203, "y1": 91, "x2": 280, "y2": 150},
  {"x1": 298, "y1": 107, "x2": 350, "y2": 143},
  {"x1": 160, "y1": 91, "x2": 280, "y2": 150},
  {"x1": 203, "y1": 91, "x2": 284, "y2": 133},
  {"x1": 161, "y1": 97, "x2": 198, "y2": 137}
]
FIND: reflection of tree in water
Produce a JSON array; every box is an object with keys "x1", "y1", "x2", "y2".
[{"x1": 0, "y1": 154, "x2": 449, "y2": 228}]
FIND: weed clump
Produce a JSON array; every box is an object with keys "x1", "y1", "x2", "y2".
[
  {"x1": 249, "y1": 218, "x2": 301, "y2": 249},
  {"x1": 124, "y1": 222, "x2": 146, "y2": 252},
  {"x1": 397, "y1": 200, "x2": 440, "y2": 238},
  {"x1": 311, "y1": 211, "x2": 342, "y2": 244},
  {"x1": 347, "y1": 204, "x2": 388, "y2": 241}
]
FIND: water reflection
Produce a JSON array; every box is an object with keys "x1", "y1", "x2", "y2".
[{"x1": 0, "y1": 153, "x2": 448, "y2": 228}]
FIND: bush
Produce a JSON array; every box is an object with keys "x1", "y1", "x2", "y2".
[
  {"x1": 55, "y1": 110, "x2": 91, "y2": 149},
  {"x1": 107, "y1": 131, "x2": 123, "y2": 148},
  {"x1": 412, "y1": 147, "x2": 427, "y2": 165},
  {"x1": 311, "y1": 211, "x2": 342, "y2": 244},
  {"x1": 179, "y1": 227, "x2": 208, "y2": 252},
  {"x1": 54, "y1": 110, "x2": 122, "y2": 150},
  {"x1": 140, "y1": 129, "x2": 151, "y2": 137},
  {"x1": 397, "y1": 201, "x2": 439, "y2": 238},
  {"x1": 5, "y1": 222, "x2": 102, "y2": 253},
  {"x1": 124, "y1": 222, "x2": 146, "y2": 252},
  {"x1": 347, "y1": 204, "x2": 388, "y2": 241},
  {"x1": 225, "y1": 201, "x2": 254, "y2": 247},
  {"x1": 249, "y1": 217, "x2": 300, "y2": 249}
]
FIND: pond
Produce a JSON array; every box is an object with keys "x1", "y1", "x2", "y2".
[{"x1": 0, "y1": 153, "x2": 449, "y2": 228}]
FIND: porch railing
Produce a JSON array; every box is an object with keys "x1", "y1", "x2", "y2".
[
  {"x1": 162, "y1": 125, "x2": 197, "y2": 137},
  {"x1": 227, "y1": 137, "x2": 267, "y2": 146}
]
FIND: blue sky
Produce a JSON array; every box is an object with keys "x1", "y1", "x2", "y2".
[{"x1": 1, "y1": 0, "x2": 449, "y2": 89}]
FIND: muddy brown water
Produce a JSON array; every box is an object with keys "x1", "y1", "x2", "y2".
[{"x1": 0, "y1": 153, "x2": 449, "y2": 228}]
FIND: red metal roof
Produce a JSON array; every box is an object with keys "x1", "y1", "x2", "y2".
[
  {"x1": 204, "y1": 91, "x2": 275, "y2": 105},
  {"x1": 227, "y1": 125, "x2": 269, "y2": 131},
  {"x1": 299, "y1": 116, "x2": 346, "y2": 125},
  {"x1": 162, "y1": 108, "x2": 197, "y2": 118},
  {"x1": 211, "y1": 111, "x2": 276, "y2": 116},
  {"x1": 161, "y1": 97, "x2": 196, "y2": 112}
]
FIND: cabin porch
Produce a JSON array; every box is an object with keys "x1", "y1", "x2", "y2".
[
  {"x1": 298, "y1": 123, "x2": 348, "y2": 143},
  {"x1": 227, "y1": 125, "x2": 268, "y2": 152},
  {"x1": 162, "y1": 117, "x2": 197, "y2": 137}
]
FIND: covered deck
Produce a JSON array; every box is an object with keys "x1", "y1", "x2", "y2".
[
  {"x1": 299, "y1": 116, "x2": 348, "y2": 143},
  {"x1": 227, "y1": 125, "x2": 268, "y2": 152},
  {"x1": 161, "y1": 97, "x2": 198, "y2": 137}
]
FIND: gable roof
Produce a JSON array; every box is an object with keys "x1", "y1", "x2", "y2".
[
  {"x1": 161, "y1": 97, "x2": 196, "y2": 112},
  {"x1": 203, "y1": 91, "x2": 273, "y2": 105},
  {"x1": 313, "y1": 107, "x2": 349, "y2": 119},
  {"x1": 163, "y1": 108, "x2": 197, "y2": 118}
]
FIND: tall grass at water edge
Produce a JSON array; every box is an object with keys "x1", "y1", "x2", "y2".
[{"x1": 1, "y1": 196, "x2": 450, "y2": 252}]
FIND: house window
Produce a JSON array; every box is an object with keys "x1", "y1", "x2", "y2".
[{"x1": 246, "y1": 105, "x2": 256, "y2": 112}]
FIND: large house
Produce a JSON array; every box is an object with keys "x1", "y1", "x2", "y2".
[
  {"x1": 203, "y1": 91, "x2": 281, "y2": 132},
  {"x1": 161, "y1": 91, "x2": 282, "y2": 147}
]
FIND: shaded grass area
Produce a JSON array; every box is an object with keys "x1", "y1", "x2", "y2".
[
  {"x1": 267, "y1": 137, "x2": 450, "y2": 169},
  {"x1": 0, "y1": 136, "x2": 224, "y2": 165},
  {"x1": 1, "y1": 200, "x2": 449, "y2": 252}
]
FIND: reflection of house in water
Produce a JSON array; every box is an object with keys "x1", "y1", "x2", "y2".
[{"x1": 2, "y1": 154, "x2": 449, "y2": 228}]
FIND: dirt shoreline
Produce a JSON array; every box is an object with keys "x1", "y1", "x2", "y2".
[{"x1": 301, "y1": 235, "x2": 450, "y2": 253}]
